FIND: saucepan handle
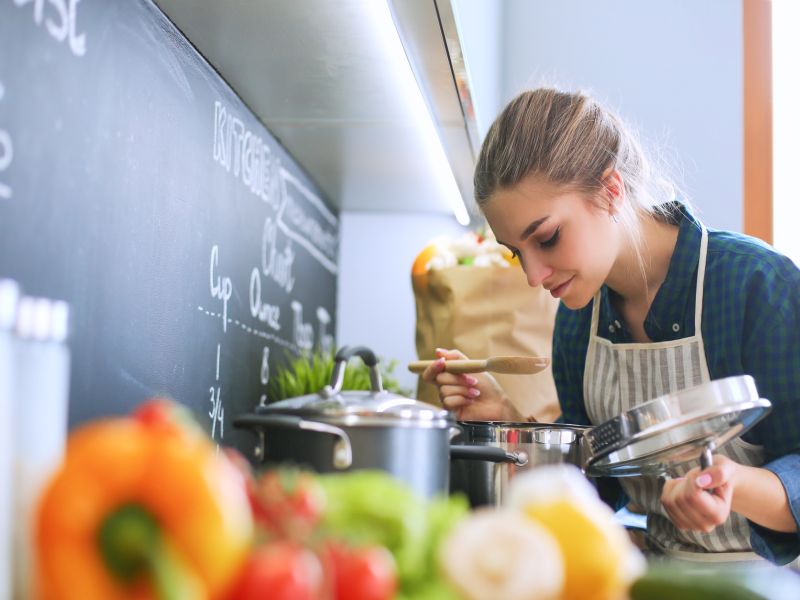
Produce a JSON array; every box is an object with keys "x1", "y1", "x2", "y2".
[
  {"x1": 233, "y1": 413, "x2": 353, "y2": 470},
  {"x1": 450, "y1": 444, "x2": 529, "y2": 467}
]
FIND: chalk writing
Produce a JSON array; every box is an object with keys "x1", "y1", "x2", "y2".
[
  {"x1": 197, "y1": 306, "x2": 297, "y2": 352},
  {"x1": 249, "y1": 268, "x2": 281, "y2": 331},
  {"x1": 13, "y1": 0, "x2": 86, "y2": 56},
  {"x1": 212, "y1": 100, "x2": 281, "y2": 208},
  {"x1": 259, "y1": 346, "x2": 270, "y2": 386},
  {"x1": 278, "y1": 169, "x2": 338, "y2": 274},
  {"x1": 261, "y1": 217, "x2": 295, "y2": 294},
  {"x1": 316, "y1": 307, "x2": 333, "y2": 354},
  {"x1": 209, "y1": 245, "x2": 232, "y2": 333},
  {"x1": 0, "y1": 81, "x2": 11, "y2": 200},
  {"x1": 291, "y1": 300, "x2": 314, "y2": 351},
  {"x1": 258, "y1": 346, "x2": 269, "y2": 407},
  {"x1": 208, "y1": 343, "x2": 224, "y2": 441}
]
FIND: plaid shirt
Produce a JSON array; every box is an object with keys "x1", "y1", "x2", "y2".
[{"x1": 553, "y1": 203, "x2": 800, "y2": 563}]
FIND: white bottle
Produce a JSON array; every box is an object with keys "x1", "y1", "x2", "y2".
[
  {"x1": 0, "y1": 280, "x2": 20, "y2": 600},
  {"x1": 12, "y1": 297, "x2": 71, "y2": 600}
]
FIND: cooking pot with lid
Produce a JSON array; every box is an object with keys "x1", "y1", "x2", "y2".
[{"x1": 233, "y1": 345, "x2": 523, "y2": 499}]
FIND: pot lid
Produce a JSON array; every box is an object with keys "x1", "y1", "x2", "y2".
[
  {"x1": 583, "y1": 375, "x2": 772, "y2": 477},
  {"x1": 258, "y1": 345, "x2": 451, "y2": 426},
  {"x1": 259, "y1": 388, "x2": 450, "y2": 421}
]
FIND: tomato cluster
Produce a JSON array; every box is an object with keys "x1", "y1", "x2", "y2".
[{"x1": 223, "y1": 458, "x2": 397, "y2": 600}]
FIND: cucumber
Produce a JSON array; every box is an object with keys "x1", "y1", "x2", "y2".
[
  {"x1": 630, "y1": 569, "x2": 765, "y2": 600},
  {"x1": 631, "y1": 562, "x2": 800, "y2": 600}
]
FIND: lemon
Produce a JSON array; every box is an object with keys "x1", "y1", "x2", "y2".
[{"x1": 507, "y1": 465, "x2": 645, "y2": 600}]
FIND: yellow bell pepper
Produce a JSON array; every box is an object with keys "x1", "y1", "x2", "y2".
[{"x1": 34, "y1": 399, "x2": 254, "y2": 600}]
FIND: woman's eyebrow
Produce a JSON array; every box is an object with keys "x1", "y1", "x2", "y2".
[{"x1": 519, "y1": 216, "x2": 549, "y2": 241}]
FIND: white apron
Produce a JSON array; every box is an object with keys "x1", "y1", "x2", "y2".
[{"x1": 583, "y1": 226, "x2": 766, "y2": 561}]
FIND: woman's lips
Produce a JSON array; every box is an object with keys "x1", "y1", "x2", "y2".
[{"x1": 549, "y1": 276, "x2": 574, "y2": 299}]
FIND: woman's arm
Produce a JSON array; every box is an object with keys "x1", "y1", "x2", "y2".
[{"x1": 731, "y1": 461, "x2": 796, "y2": 532}]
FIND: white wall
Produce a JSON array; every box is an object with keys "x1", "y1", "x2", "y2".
[
  {"x1": 501, "y1": 0, "x2": 743, "y2": 232},
  {"x1": 336, "y1": 212, "x2": 465, "y2": 393}
]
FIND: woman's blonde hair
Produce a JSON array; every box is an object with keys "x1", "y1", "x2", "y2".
[{"x1": 474, "y1": 88, "x2": 683, "y2": 266}]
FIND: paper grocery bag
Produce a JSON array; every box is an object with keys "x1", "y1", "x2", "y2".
[{"x1": 413, "y1": 265, "x2": 561, "y2": 422}]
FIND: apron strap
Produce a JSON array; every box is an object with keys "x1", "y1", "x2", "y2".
[
  {"x1": 694, "y1": 225, "x2": 709, "y2": 332},
  {"x1": 588, "y1": 223, "x2": 708, "y2": 338},
  {"x1": 589, "y1": 289, "x2": 602, "y2": 338}
]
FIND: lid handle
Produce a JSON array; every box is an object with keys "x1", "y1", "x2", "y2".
[{"x1": 326, "y1": 345, "x2": 383, "y2": 395}]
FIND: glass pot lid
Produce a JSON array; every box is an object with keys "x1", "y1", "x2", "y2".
[
  {"x1": 583, "y1": 375, "x2": 772, "y2": 477},
  {"x1": 257, "y1": 345, "x2": 452, "y2": 427}
]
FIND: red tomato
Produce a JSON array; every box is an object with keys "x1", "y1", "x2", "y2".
[
  {"x1": 226, "y1": 541, "x2": 325, "y2": 600},
  {"x1": 328, "y1": 543, "x2": 398, "y2": 600},
  {"x1": 252, "y1": 468, "x2": 325, "y2": 540}
]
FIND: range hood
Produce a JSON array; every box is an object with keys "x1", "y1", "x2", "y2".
[{"x1": 153, "y1": 0, "x2": 480, "y2": 221}]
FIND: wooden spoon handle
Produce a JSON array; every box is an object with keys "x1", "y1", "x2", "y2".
[{"x1": 407, "y1": 359, "x2": 487, "y2": 374}]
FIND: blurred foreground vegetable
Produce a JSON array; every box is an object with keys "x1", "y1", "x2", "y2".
[
  {"x1": 630, "y1": 562, "x2": 800, "y2": 600},
  {"x1": 248, "y1": 467, "x2": 326, "y2": 540},
  {"x1": 317, "y1": 470, "x2": 468, "y2": 599},
  {"x1": 439, "y1": 509, "x2": 564, "y2": 600},
  {"x1": 507, "y1": 465, "x2": 645, "y2": 600},
  {"x1": 35, "y1": 398, "x2": 254, "y2": 600},
  {"x1": 325, "y1": 541, "x2": 398, "y2": 600},
  {"x1": 225, "y1": 541, "x2": 326, "y2": 600}
]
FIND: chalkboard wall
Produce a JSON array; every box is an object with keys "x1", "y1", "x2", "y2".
[{"x1": 0, "y1": 0, "x2": 339, "y2": 454}]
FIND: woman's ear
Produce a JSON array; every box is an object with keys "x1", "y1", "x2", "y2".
[{"x1": 600, "y1": 167, "x2": 625, "y2": 218}]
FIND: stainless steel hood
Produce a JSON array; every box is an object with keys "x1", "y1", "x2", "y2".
[{"x1": 153, "y1": 0, "x2": 479, "y2": 219}]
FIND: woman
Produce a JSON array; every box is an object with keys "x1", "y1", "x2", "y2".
[{"x1": 423, "y1": 88, "x2": 800, "y2": 565}]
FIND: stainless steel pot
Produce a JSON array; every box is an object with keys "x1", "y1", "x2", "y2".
[
  {"x1": 234, "y1": 346, "x2": 521, "y2": 499},
  {"x1": 450, "y1": 421, "x2": 588, "y2": 507}
]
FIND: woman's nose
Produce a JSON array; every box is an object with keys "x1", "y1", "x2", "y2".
[{"x1": 523, "y1": 258, "x2": 554, "y2": 288}]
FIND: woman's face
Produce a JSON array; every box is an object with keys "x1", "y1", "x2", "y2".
[{"x1": 483, "y1": 174, "x2": 621, "y2": 309}]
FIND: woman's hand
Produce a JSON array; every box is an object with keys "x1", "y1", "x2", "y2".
[
  {"x1": 421, "y1": 348, "x2": 523, "y2": 421},
  {"x1": 660, "y1": 455, "x2": 739, "y2": 533}
]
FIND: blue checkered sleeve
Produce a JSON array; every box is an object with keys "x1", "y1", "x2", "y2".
[{"x1": 739, "y1": 253, "x2": 800, "y2": 562}]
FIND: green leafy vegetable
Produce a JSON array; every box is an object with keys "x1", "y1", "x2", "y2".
[
  {"x1": 268, "y1": 349, "x2": 413, "y2": 402},
  {"x1": 316, "y1": 470, "x2": 469, "y2": 598}
]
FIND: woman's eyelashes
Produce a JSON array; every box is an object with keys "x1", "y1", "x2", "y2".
[
  {"x1": 503, "y1": 228, "x2": 558, "y2": 258},
  {"x1": 539, "y1": 227, "x2": 560, "y2": 249}
]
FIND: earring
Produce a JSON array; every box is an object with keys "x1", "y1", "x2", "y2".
[{"x1": 611, "y1": 214, "x2": 619, "y2": 223}]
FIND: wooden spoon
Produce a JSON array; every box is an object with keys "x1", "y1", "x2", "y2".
[{"x1": 407, "y1": 356, "x2": 550, "y2": 375}]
